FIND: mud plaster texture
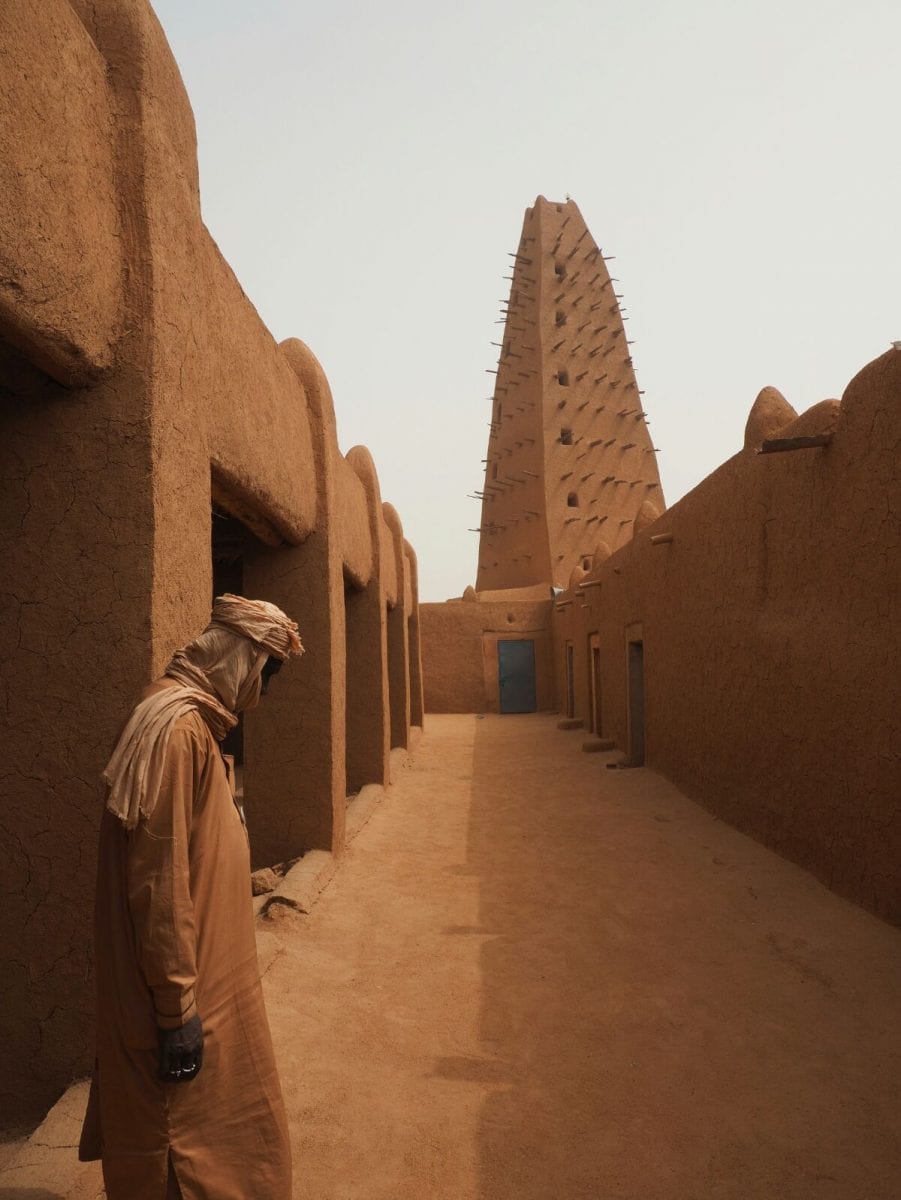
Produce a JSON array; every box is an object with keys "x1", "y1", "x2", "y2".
[
  {"x1": 476, "y1": 197, "x2": 663, "y2": 592},
  {"x1": 0, "y1": 1, "x2": 422, "y2": 1124},
  {"x1": 263, "y1": 715, "x2": 901, "y2": 1200},
  {"x1": 420, "y1": 599, "x2": 554, "y2": 713},
  {"x1": 553, "y1": 349, "x2": 901, "y2": 923},
  {"x1": 11, "y1": 714, "x2": 899, "y2": 1199},
  {"x1": 423, "y1": 199, "x2": 898, "y2": 926}
]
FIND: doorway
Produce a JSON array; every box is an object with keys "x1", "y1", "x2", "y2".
[
  {"x1": 212, "y1": 504, "x2": 265, "y2": 770},
  {"x1": 344, "y1": 574, "x2": 388, "y2": 794},
  {"x1": 564, "y1": 640, "x2": 575, "y2": 718},
  {"x1": 498, "y1": 639, "x2": 537, "y2": 713},
  {"x1": 589, "y1": 634, "x2": 602, "y2": 735},
  {"x1": 627, "y1": 639, "x2": 645, "y2": 765}
]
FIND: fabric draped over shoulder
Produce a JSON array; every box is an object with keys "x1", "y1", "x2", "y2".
[
  {"x1": 102, "y1": 595, "x2": 302, "y2": 830},
  {"x1": 84, "y1": 592, "x2": 301, "y2": 1198},
  {"x1": 102, "y1": 684, "x2": 236, "y2": 831},
  {"x1": 83, "y1": 706, "x2": 293, "y2": 1198}
]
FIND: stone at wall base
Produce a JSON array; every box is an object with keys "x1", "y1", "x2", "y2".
[
  {"x1": 346, "y1": 783, "x2": 385, "y2": 844},
  {"x1": 582, "y1": 738, "x2": 616, "y2": 752},
  {"x1": 251, "y1": 867, "x2": 280, "y2": 896},
  {"x1": 258, "y1": 737, "x2": 420, "y2": 922},
  {"x1": 557, "y1": 718, "x2": 584, "y2": 730},
  {"x1": 262, "y1": 850, "x2": 336, "y2": 917}
]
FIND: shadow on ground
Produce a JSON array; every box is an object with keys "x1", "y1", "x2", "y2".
[
  {"x1": 0, "y1": 1192, "x2": 62, "y2": 1199},
  {"x1": 465, "y1": 714, "x2": 901, "y2": 1200}
]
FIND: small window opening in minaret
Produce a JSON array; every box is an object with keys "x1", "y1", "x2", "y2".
[
  {"x1": 491, "y1": 462, "x2": 498, "y2": 480},
  {"x1": 554, "y1": 262, "x2": 566, "y2": 279},
  {"x1": 567, "y1": 493, "x2": 579, "y2": 507},
  {"x1": 555, "y1": 310, "x2": 566, "y2": 326},
  {"x1": 496, "y1": 402, "x2": 503, "y2": 421},
  {"x1": 560, "y1": 428, "x2": 573, "y2": 445},
  {"x1": 582, "y1": 557, "x2": 591, "y2": 571},
  {"x1": 557, "y1": 369, "x2": 569, "y2": 386}
]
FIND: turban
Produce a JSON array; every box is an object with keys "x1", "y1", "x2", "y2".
[
  {"x1": 209, "y1": 594, "x2": 304, "y2": 661},
  {"x1": 103, "y1": 595, "x2": 302, "y2": 829}
]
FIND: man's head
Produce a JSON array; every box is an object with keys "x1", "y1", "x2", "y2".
[
  {"x1": 166, "y1": 595, "x2": 303, "y2": 715},
  {"x1": 209, "y1": 594, "x2": 301, "y2": 709},
  {"x1": 210, "y1": 594, "x2": 303, "y2": 662}
]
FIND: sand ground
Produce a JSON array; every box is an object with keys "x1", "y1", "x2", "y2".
[
  {"x1": 266, "y1": 713, "x2": 901, "y2": 1200},
  {"x1": 4, "y1": 712, "x2": 900, "y2": 1199}
]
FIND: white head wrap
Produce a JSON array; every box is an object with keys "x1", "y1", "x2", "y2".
[{"x1": 103, "y1": 595, "x2": 302, "y2": 829}]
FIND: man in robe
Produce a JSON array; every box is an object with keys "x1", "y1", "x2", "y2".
[{"x1": 79, "y1": 594, "x2": 303, "y2": 1200}]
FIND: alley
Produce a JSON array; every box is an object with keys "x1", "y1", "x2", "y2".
[
  {"x1": 267, "y1": 714, "x2": 900, "y2": 1200},
  {"x1": 4, "y1": 714, "x2": 899, "y2": 1200}
]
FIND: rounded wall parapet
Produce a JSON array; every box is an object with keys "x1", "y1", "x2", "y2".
[
  {"x1": 744, "y1": 387, "x2": 798, "y2": 451},
  {"x1": 776, "y1": 399, "x2": 841, "y2": 442},
  {"x1": 592, "y1": 540, "x2": 613, "y2": 567},
  {"x1": 634, "y1": 499, "x2": 662, "y2": 534},
  {"x1": 382, "y1": 502, "x2": 404, "y2": 541},
  {"x1": 346, "y1": 445, "x2": 382, "y2": 507},
  {"x1": 381, "y1": 502, "x2": 405, "y2": 608},
  {"x1": 403, "y1": 538, "x2": 420, "y2": 582},
  {"x1": 839, "y1": 346, "x2": 901, "y2": 445},
  {"x1": 344, "y1": 446, "x2": 383, "y2": 590},
  {"x1": 568, "y1": 563, "x2": 589, "y2": 590},
  {"x1": 279, "y1": 338, "x2": 338, "y2": 444}
]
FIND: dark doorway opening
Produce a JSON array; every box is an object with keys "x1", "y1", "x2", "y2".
[
  {"x1": 589, "y1": 634, "x2": 602, "y2": 735},
  {"x1": 627, "y1": 639, "x2": 645, "y2": 765},
  {"x1": 344, "y1": 575, "x2": 382, "y2": 794},
  {"x1": 498, "y1": 639, "x2": 536, "y2": 713},
  {"x1": 211, "y1": 504, "x2": 264, "y2": 768},
  {"x1": 565, "y1": 640, "x2": 575, "y2": 718},
  {"x1": 386, "y1": 598, "x2": 408, "y2": 749}
]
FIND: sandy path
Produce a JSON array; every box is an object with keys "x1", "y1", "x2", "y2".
[
  {"x1": 6, "y1": 713, "x2": 898, "y2": 1199},
  {"x1": 264, "y1": 714, "x2": 901, "y2": 1200}
]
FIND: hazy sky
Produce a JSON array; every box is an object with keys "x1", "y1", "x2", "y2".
[{"x1": 152, "y1": 0, "x2": 899, "y2": 601}]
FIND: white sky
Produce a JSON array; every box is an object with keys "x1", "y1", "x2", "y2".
[{"x1": 152, "y1": 0, "x2": 900, "y2": 601}]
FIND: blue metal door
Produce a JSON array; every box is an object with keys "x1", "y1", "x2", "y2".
[{"x1": 498, "y1": 639, "x2": 537, "y2": 713}]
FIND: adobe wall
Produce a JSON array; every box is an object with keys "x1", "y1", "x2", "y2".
[
  {"x1": 552, "y1": 351, "x2": 901, "y2": 922},
  {"x1": 0, "y1": 0, "x2": 168, "y2": 1129},
  {"x1": 404, "y1": 541, "x2": 426, "y2": 729},
  {"x1": 421, "y1": 599, "x2": 555, "y2": 713},
  {"x1": 0, "y1": 0, "x2": 420, "y2": 1124},
  {"x1": 0, "y1": 2, "x2": 122, "y2": 383}
]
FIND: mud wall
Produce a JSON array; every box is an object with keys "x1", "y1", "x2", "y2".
[
  {"x1": 421, "y1": 599, "x2": 555, "y2": 713},
  {"x1": 0, "y1": 0, "x2": 420, "y2": 1124},
  {"x1": 0, "y1": 1, "x2": 123, "y2": 382},
  {"x1": 552, "y1": 351, "x2": 901, "y2": 922}
]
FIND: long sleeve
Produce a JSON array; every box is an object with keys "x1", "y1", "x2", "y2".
[{"x1": 126, "y1": 720, "x2": 203, "y2": 1030}]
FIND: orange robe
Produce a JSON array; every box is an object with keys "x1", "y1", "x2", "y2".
[{"x1": 80, "y1": 689, "x2": 292, "y2": 1200}]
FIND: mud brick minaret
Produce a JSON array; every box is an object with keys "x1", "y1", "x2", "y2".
[{"x1": 475, "y1": 197, "x2": 664, "y2": 591}]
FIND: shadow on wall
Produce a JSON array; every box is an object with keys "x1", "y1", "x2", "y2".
[
  {"x1": 458, "y1": 716, "x2": 901, "y2": 1200},
  {"x1": 550, "y1": 348, "x2": 901, "y2": 922}
]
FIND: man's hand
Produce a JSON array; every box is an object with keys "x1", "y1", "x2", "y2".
[{"x1": 158, "y1": 1014, "x2": 204, "y2": 1084}]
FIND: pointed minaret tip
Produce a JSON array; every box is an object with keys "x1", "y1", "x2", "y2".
[{"x1": 475, "y1": 199, "x2": 664, "y2": 592}]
